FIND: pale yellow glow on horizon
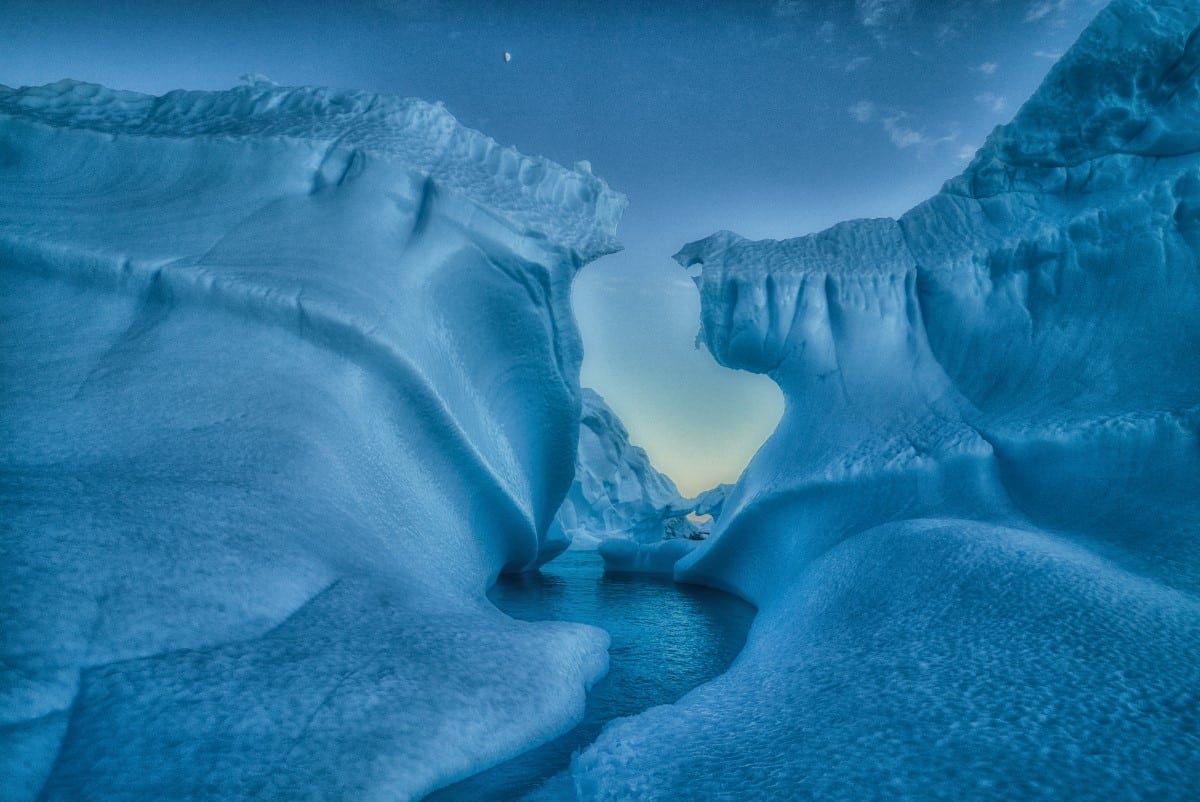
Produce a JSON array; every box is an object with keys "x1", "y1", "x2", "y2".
[
  {"x1": 602, "y1": 382, "x2": 783, "y2": 498},
  {"x1": 572, "y1": 215, "x2": 787, "y2": 500}
]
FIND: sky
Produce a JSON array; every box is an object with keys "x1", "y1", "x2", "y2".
[{"x1": 4, "y1": 0, "x2": 1102, "y2": 495}]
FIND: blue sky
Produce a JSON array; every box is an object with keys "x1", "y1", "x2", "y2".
[{"x1": 5, "y1": 0, "x2": 1102, "y2": 495}]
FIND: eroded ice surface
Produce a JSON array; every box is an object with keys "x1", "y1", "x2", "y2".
[
  {"x1": 574, "y1": 0, "x2": 1200, "y2": 798},
  {"x1": 0, "y1": 80, "x2": 624, "y2": 800}
]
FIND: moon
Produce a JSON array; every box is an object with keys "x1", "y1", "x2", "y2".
[{"x1": 503, "y1": 51, "x2": 512, "y2": 63}]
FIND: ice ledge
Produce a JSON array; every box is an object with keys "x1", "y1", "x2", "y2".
[
  {"x1": 675, "y1": 219, "x2": 912, "y2": 279},
  {"x1": 0, "y1": 80, "x2": 627, "y2": 262}
]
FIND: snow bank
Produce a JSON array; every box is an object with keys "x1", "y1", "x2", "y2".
[
  {"x1": 0, "y1": 80, "x2": 624, "y2": 800},
  {"x1": 575, "y1": 0, "x2": 1200, "y2": 798}
]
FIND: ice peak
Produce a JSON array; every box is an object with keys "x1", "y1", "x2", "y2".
[{"x1": 951, "y1": 0, "x2": 1200, "y2": 197}]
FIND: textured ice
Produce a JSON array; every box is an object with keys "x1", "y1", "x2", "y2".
[
  {"x1": 552, "y1": 388, "x2": 704, "y2": 555},
  {"x1": 0, "y1": 80, "x2": 623, "y2": 800},
  {"x1": 689, "y1": 482, "x2": 731, "y2": 521},
  {"x1": 596, "y1": 537, "x2": 700, "y2": 576},
  {"x1": 575, "y1": 0, "x2": 1200, "y2": 798}
]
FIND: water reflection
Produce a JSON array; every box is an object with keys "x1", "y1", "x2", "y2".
[{"x1": 426, "y1": 551, "x2": 755, "y2": 801}]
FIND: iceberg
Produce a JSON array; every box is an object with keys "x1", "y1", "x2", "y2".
[
  {"x1": 0, "y1": 80, "x2": 625, "y2": 799},
  {"x1": 551, "y1": 388, "x2": 709, "y2": 574},
  {"x1": 574, "y1": 0, "x2": 1200, "y2": 798},
  {"x1": 553, "y1": 388, "x2": 704, "y2": 548},
  {"x1": 554, "y1": 388, "x2": 689, "y2": 547}
]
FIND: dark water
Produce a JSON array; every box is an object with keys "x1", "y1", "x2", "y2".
[{"x1": 425, "y1": 550, "x2": 756, "y2": 801}]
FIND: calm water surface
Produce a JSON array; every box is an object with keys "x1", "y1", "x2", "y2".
[{"x1": 425, "y1": 549, "x2": 755, "y2": 801}]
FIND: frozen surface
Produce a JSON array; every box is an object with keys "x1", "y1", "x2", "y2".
[
  {"x1": 553, "y1": 388, "x2": 703, "y2": 552},
  {"x1": 0, "y1": 80, "x2": 624, "y2": 800},
  {"x1": 575, "y1": 0, "x2": 1200, "y2": 798}
]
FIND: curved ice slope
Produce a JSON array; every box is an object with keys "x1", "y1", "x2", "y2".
[
  {"x1": 580, "y1": 519, "x2": 1200, "y2": 800},
  {"x1": 675, "y1": 219, "x2": 1005, "y2": 603},
  {"x1": 577, "y1": 0, "x2": 1200, "y2": 798},
  {"x1": 0, "y1": 80, "x2": 623, "y2": 800}
]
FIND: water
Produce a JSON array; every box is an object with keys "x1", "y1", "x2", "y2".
[{"x1": 425, "y1": 550, "x2": 756, "y2": 801}]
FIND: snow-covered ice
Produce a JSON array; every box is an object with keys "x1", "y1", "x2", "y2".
[
  {"x1": 0, "y1": 80, "x2": 624, "y2": 800},
  {"x1": 574, "y1": 0, "x2": 1200, "y2": 798}
]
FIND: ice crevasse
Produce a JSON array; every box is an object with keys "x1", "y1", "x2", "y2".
[
  {"x1": 575, "y1": 0, "x2": 1200, "y2": 799},
  {"x1": 0, "y1": 80, "x2": 625, "y2": 799}
]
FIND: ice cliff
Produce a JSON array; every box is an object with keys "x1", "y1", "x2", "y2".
[
  {"x1": 0, "y1": 80, "x2": 624, "y2": 800},
  {"x1": 575, "y1": 0, "x2": 1200, "y2": 798}
]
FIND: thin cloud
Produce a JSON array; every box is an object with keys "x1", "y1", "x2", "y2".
[
  {"x1": 856, "y1": 0, "x2": 912, "y2": 29},
  {"x1": 1024, "y1": 0, "x2": 1069, "y2": 23},
  {"x1": 772, "y1": 0, "x2": 807, "y2": 17},
  {"x1": 972, "y1": 61, "x2": 998, "y2": 75},
  {"x1": 956, "y1": 144, "x2": 980, "y2": 162},
  {"x1": 1033, "y1": 49, "x2": 1063, "y2": 59},
  {"x1": 848, "y1": 100, "x2": 876, "y2": 123},
  {"x1": 975, "y1": 92, "x2": 1007, "y2": 113},
  {"x1": 845, "y1": 55, "x2": 872, "y2": 72},
  {"x1": 882, "y1": 114, "x2": 925, "y2": 149},
  {"x1": 851, "y1": 101, "x2": 960, "y2": 154},
  {"x1": 930, "y1": 125, "x2": 961, "y2": 148}
]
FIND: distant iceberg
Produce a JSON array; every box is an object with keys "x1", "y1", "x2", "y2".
[
  {"x1": 553, "y1": 388, "x2": 705, "y2": 548},
  {"x1": 0, "y1": 80, "x2": 624, "y2": 799},
  {"x1": 550, "y1": 388, "x2": 720, "y2": 574},
  {"x1": 576, "y1": 0, "x2": 1200, "y2": 798}
]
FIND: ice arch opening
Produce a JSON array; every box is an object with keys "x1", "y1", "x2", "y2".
[{"x1": 570, "y1": 247, "x2": 785, "y2": 501}]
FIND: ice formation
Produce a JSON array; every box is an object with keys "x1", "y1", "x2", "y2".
[
  {"x1": 689, "y1": 482, "x2": 730, "y2": 521},
  {"x1": 0, "y1": 80, "x2": 625, "y2": 800},
  {"x1": 550, "y1": 389, "x2": 709, "y2": 574},
  {"x1": 575, "y1": 0, "x2": 1200, "y2": 798},
  {"x1": 553, "y1": 388, "x2": 704, "y2": 548}
]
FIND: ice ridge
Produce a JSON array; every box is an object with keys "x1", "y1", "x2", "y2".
[{"x1": 0, "y1": 80, "x2": 626, "y2": 262}]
